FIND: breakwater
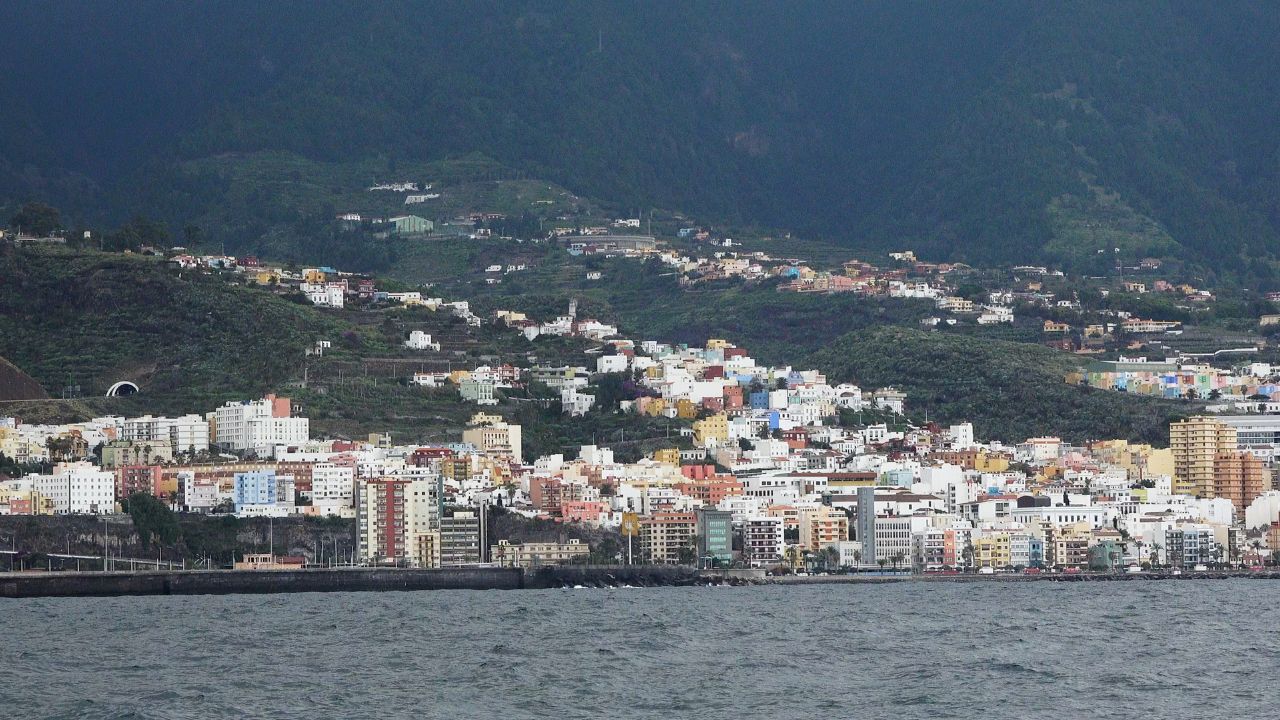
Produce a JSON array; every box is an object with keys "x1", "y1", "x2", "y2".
[
  {"x1": 0, "y1": 567, "x2": 525, "y2": 598},
  {"x1": 0, "y1": 564, "x2": 716, "y2": 598}
]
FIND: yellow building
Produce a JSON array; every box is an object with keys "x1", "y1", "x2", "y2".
[
  {"x1": 1169, "y1": 417, "x2": 1237, "y2": 497},
  {"x1": 692, "y1": 413, "x2": 729, "y2": 447},
  {"x1": 797, "y1": 506, "x2": 848, "y2": 551},
  {"x1": 675, "y1": 399, "x2": 697, "y2": 419},
  {"x1": 1046, "y1": 522, "x2": 1092, "y2": 568},
  {"x1": 1090, "y1": 440, "x2": 1175, "y2": 482},
  {"x1": 974, "y1": 533, "x2": 1012, "y2": 569},
  {"x1": 642, "y1": 398, "x2": 668, "y2": 417},
  {"x1": 491, "y1": 538, "x2": 590, "y2": 568},
  {"x1": 974, "y1": 452, "x2": 1010, "y2": 473},
  {"x1": 302, "y1": 268, "x2": 327, "y2": 283},
  {"x1": 705, "y1": 338, "x2": 732, "y2": 350},
  {"x1": 651, "y1": 448, "x2": 681, "y2": 465}
]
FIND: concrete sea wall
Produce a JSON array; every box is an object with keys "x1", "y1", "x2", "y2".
[
  {"x1": 0, "y1": 567, "x2": 524, "y2": 598},
  {"x1": 5, "y1": 566, "x2": 1280, "y2": 598}
]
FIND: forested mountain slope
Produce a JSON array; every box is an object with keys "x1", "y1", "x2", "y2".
[{"x1": 2, "y1": 2, "x2": 1277, "y2": 279}]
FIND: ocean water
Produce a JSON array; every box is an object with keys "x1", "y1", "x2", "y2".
[{"x1": 2, "y1": 580, "x2": 1277, "y2": 719}]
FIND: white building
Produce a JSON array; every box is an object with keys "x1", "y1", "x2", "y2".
[
  {"x1": 32, "y1": 462, "x2": 115, "y2": 514},
  {"x1": 561, "y1": 385, "x2": 596, "y2": 417},
  {"x1": 304, "y1": 284, "x2": 345, "y2": 308},
  {"x1": 310, "y1": 463, "x2": 357, "y2": 518},
  {"x1": 405, "y1": 330, "x2": 441, "y2": 351},
  {"x1": 742, "y1": 515, "x2": 784, "y2": 566},
  {"x1": 1245, "y1": 491, "x2": 1280, "y2": 530},
  {"x1": 597, "y1": 354, "x2": 629, "y2": 374},
  {"x1": 120, "y1": 414, "x2": 210, "y2": 454},
  {"x1": 213, "y1": 395, "x2": 309, "y2": 458}
]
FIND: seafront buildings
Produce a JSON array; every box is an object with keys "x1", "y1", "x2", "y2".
[{"x1": 4, "y1": 330, "x2": 1280, "y2": 572}]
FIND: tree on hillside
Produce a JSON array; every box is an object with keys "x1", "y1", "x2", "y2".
[
  {"x1": 9, "y1": 202, "x2": 63, "y2": 236},
  {"x1": 124, "y1": 492, "x2": 180, "y2": 546},
  {"x1": 104, "y1": 215, "x2": 170, "y2": 252}
]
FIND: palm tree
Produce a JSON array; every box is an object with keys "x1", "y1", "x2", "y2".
[
  {"x1": 852, "y1": 549, "x2": 862, "y2": 570},
  {"x1": 823, "y1": 546, "x2": 840, "y2": 572},
  {"x1": 784, "y1": 546, "x2": 799, "y2": 571},
  {"x1": 890, "y1": 551, "x2": 906, "y2": 572},
  {"x1": 877, "y1": 558, "x2": 887, "y2": 572}
]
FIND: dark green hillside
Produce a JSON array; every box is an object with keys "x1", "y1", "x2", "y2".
[
  {"x1": 0, "y1": 247, "x2": 344, "y2": 410},
  {"x1": 1, "y1": 3, "x2": 1278, "y2": 279},
  {"x1": 807, "y1": 327, "x2": 1190, "y2": 445}
]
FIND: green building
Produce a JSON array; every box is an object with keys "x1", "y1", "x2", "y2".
[{"x1": 696, "y1": 508, "x2": 734, "y2": 567}]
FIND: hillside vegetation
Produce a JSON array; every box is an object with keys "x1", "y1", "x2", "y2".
[
  {"x1": 807, "y1": 327, "x2": 1191, "y2": 445},
  {"x1": 2, "y1": 3, "x2": 1278, "y2": 282},
  {"x1": 0, "y1": 246, "x2": 342, "y2": 410}
]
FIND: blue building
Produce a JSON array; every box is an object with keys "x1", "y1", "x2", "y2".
[
  {"x1": 1028, "y1": 538, "x2": 1045, "y2": 568},
  {"x1": 233, "y1": 470, "x2": 293, "y2": 514}
]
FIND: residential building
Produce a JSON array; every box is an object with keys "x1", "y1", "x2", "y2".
[
  {"x1": 1170, "y1": 417, "x2": 1237, "y2": 497},
  {"x1": 798, "y1": 506, "x2": 849, "y2": 551},
  {"x1": 639, "y1": 511, "x2": 697, "y2": 564},
  {"x1": 405, "y1": 330, "x2": 441, "y2": 351},
  {"x1": 213, "y1": 395, "x2": 308, "y2": 458},
  {"x1": 1212, "y1": 451, "x2": 1266, "y2": 516},
  {"x1": 233, "y1": 470, "x2": 296, "y2": 517},
  {"x1": 31, "y1": 463, "x2": 115, "y2": 515},
  {"x1": 742, "y1": 515, "x2": 784, "y2": 566},
  {"x1": 491, "y1": 538, "x2": 589, "y2": 568},
  {"x1": 461, "y1": 415, "x2": 523, "y2": 463},
  {"x1": 439, "y1": 511, "x2": 485, "y2": 566},
  {"x1": 355, "y1": 478, "x2": 439, "y2": 566}
]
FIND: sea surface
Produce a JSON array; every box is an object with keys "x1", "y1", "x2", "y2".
[{"x1": 2, "y1": 580, "x2": 1278, "y2": 719}]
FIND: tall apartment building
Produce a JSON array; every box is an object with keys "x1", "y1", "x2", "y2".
[
  {"x1": 797, "y1": 505, "x2": 849, "y2": 551},
  {"x1": 695, "y1": 508, "x2": 734, "y2": 566},
  {"x1": 439, "y1": 510, "x2": 486, "y2": 566},
  {"x1": 742, "y1": 515, "x2": 784, "y2": 566},
  {"x1": 639, "y1": 511, "x2": 697, "y2": 564},
  {"x1": 355, "y1": 478, "x2": 439, "y2": 567},
  {"x1": 1170, "y1": 416, "x2": 1237, "y2": 497},
  {"x1": 1213, "y1": 451, "x2": 1266, "y2": 515},
  {"x1": 854, "y1": 485, "x2": 877, "y2": 561},
  {"x1": 212, "y1": 395, "x2": 308, "y2": 458}
]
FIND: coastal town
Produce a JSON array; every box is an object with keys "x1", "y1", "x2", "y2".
[{"x1": 6, "y1": 256, "x2": 1280, "y2": 575}]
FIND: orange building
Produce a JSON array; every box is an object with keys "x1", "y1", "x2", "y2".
[{"x1": 1213, "y1": 451, "x2": 1266, "y2": 514}]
